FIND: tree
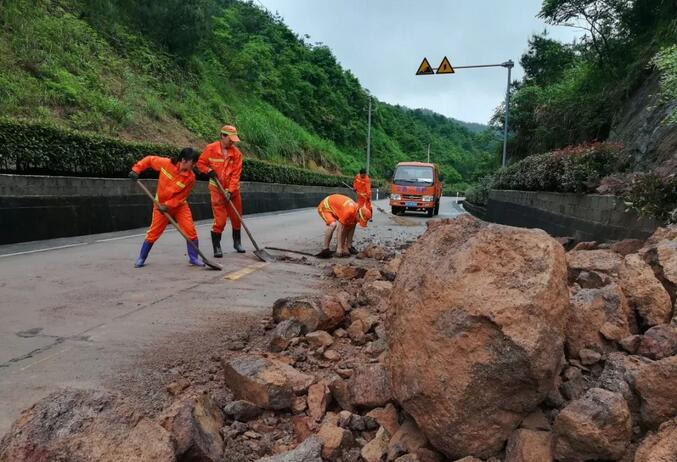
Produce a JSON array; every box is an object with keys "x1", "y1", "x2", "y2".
[{"x1": 520, "y1": 32, "x2": 577, "y2": 86}]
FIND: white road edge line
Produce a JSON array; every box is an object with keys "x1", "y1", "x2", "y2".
[
  {"x1": 0, "y1": 242, "x2": 88, "y2": 258},
  {"x1": 95, "y1": 233, "x2": 146, "y2": 243}
]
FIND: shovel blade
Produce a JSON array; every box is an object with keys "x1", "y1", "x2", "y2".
[{"x1": 254, "y1": 249, "x2": 276, "y2": 263}]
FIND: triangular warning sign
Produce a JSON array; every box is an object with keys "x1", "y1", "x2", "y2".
[
  {"x1": 416, "y1": 57, "x2": 434, "y2": 75},
  {"x1": 436, "y1": 56, "x2": 455, "y2": 74}
]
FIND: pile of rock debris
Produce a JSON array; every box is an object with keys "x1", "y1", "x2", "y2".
[{"x1": 0, "y1": 215, "x2": 674, "y2": 462}]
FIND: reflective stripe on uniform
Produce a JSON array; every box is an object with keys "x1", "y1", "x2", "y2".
[
  {"x1": 209, "y1": 158, "x2": 225, "y2": 163},
  {"x1": 176, "y1": 181, "x2": 186, "y2": 188},
  {"x1": 160, "y1": 168, "x2": 174, "y2": 180}
]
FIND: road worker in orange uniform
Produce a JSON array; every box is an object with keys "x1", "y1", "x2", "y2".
[
  {"x1": 128, "y1": 148, "x2": 203, "y2": 268},
  {"x1": 197, "y1": 125, "x2": 245, "y2": 257},
  {"x1": 317, "y1": 194, "x2": 371, "y2": 258},
  {"x1": 353, "y1": 168, "x2": 372, "y2": 214}
]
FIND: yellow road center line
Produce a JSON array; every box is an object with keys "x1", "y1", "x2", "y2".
[
  {"x1": 19, "y1": 346, "x2": 72, "y2": 372},
  {"x1": 223, "y1": 262, "x2": 269, "y2": 281}
]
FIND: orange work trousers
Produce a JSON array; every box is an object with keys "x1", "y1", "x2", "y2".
[
  {"x1": 145, "y1": 203, "x2": 197, "y2": 243},
  {"x1": 357, "y1": 195, "x2": 372, "y2": 213},
  {"x1": 210, "y1": 188, "x2": 242, "y2": 234}
]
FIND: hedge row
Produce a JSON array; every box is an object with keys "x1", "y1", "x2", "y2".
[{"x1": 0, "y1": 118, "x2": 355, "y2": 187}]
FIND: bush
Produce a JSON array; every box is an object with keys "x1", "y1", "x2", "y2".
[
  {"x1": 624, "y1": 173, "x2": 677, "y2": 224},
  {"x1": 465, "y1": 176, "x2": 493, "y2": 206},
  {"x1": 492, "y1": 142, "x2": 627, "y2": 193},
  {"x1": 0, "y1": 118, "x2": 354, "y2": 187}
]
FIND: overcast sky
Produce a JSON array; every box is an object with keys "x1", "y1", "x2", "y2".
[{"x1": 256, "y1": 0, "x2": 583, "y2": 125}]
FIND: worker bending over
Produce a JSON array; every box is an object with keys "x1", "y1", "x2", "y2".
[
  {"x1": 197, "y1": 124, "x2": 245, "y2": 257},
  {"x1": 129, "y1": 148, "x2": 204, "y2": 268},
  {"x1": 353, "y1": 168, "x2": 372, "y2": 214},
  {"x1": 317, "y1": 194, "x2": 371, "y2": 258}
]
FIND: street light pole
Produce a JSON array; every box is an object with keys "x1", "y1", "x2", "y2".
[
  {"x1": 501, "y1": 60, "x2": 513, "y2": 168},
  {"x1": 366, "y1": 98, "x2": 372, "y2": 175}
]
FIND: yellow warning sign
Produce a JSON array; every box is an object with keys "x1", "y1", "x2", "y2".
[
  {"x1": 436, "y1": 56, "x2": 455, "y2": 74},
  {"x1": 416, "y1": 57, "x2": 434, "y2": 75}
]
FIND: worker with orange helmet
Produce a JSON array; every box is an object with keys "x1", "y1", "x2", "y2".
[
  {"x1": 197, "y1": 125, "x2": 245, "y2": 257},
  {"x1": 353, "y1": 167, "x2": 372, "y2": 214},
  {"x1": 317, "y1": 194, "x2": 371, "y2": 258},
  {"x1": 128, "y1": 148, "x2": 203, "y2": 268}
]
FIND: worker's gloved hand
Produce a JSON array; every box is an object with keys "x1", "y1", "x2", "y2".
[
  {"x1": 208, "y1": 170, "x2": 217, "y2": 179},
  {"x1": 224, "y1": 189, "x2": 232, "y2": 200},
  {"x1": 157, "y1": 203, "x2": 169, "y2": 213},
  {"x1": 128, "y1": 171, "x2": 139, "y2": 181}
]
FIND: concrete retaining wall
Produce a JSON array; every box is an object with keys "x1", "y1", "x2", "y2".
[
  {"x1": 0, "y1": 174, "x2": 361, "y2": 244},
  {"x1": 483, "y1": 190, "x2": 658, "y2": 241}
]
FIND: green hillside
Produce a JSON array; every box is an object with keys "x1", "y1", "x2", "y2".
[{"x1": 0, "y1": 0, "x2": 500, "y2": 189}]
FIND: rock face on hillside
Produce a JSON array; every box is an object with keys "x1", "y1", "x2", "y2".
[{"x1": 387, "y1": 215, "x2": 570, "y2": 458}]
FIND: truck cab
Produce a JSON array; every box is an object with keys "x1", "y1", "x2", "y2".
[{"x1": 389, "y1": 162, "x2": 442, "y2": 217}]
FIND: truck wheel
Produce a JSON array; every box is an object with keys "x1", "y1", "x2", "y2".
[
  {"x1": 427, "y1": 207, "x2": 434, "y2": 217},
  {"x1": 434, "y1": 201, "x2": 440, "y2": 216},
  {"x1": 391, "y1": 206, "x2": 401, "y2": 215}
]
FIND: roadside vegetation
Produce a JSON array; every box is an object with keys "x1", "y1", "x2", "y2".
[{"x1": 0, "y1": 0, "x2": 500, "y2": 190}]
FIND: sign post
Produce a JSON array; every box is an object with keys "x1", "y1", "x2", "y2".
[{"x1": 416, "y1": 57, "x2": 514, "y2": 167}]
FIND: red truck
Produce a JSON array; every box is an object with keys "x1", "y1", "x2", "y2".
[{"x1": 389, "y1": 162, "x2": 443, "y2": 217}]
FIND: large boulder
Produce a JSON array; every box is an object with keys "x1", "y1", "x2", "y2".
[
  {"x1": 618, "y1": 254, "x2": 672, "y2": 328},
  {"x1": 387, "y1": 216, "x2": 570, "y2": 459},
  {"x1": 567, "y1": 249, "x2": 624, "y2": 279},
  {"x1": 505, "y1": 428, "x2": 553, "y2": 462},
  {"x1": 566, "y1": 283, "x2": 633, "y2": 358},
  {"x1": 633, "y1": 418, "x2": 677, "y2": 462},
  {"x1": 634, "y1": 355, "x2": 677, "y2": 428},
  {"x1": 222, "y1": 354, "x2": 314, "y2": 410},
  {"x1": 159, "y1": 393, "x2": 225, "y2": 461},
  {"x1": 255, "y1": 435, "x2": 322, "y2": 462},
  {"x1": 0, "y1": 388, "x2": 175, "y2": 462},
  {"x1": 554, "y1": 388, "x2": 632, "y2": 461},
  {"x1": 348, "y1": 364, "x2": 392, "y2": 409},
  {"x1": 272, "y1": 296, "x2": 345, "y2": 333}
]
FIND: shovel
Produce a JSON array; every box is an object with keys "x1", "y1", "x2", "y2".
[
  {"x1": 136, "y1": 180, "x2": 222, "y2": 271},
  {"x1": 212, "y1": 178, "x2": 275, "y2": 263}
]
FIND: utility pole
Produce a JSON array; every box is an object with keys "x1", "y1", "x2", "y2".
[
  {"x1": 416, "y1": 58, "x2": 514, "y2": 167},
  {"x1": 366, "y1": 98, "x2": 372, "y2": 175},
  {"x1": 427, "y1": 143, "x2": 430, "y2": 163}
]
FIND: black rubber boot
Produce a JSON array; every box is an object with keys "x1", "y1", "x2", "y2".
[
  {"x1": 211, "y1": 231, "x2": 223, "y2": 258},
  {"x1": 233, "y1": 229, "x2": 245, "y2": 253}
]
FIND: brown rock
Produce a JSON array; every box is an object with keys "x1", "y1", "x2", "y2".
[
  {"x1": 292, "y1": 415, "x2": 313, "y2": 443},
  {"x1": 505, "y1": 429, "x2": 553, "y2": 462},
  {"x1": 520, "y1": 410, "x2": 551, "y2": 431},
  {"x1": 634, "y1": 355, "x2": 677, "y2": 428},
  {"x1": 387, "y1": 419, "x2": 428, "y2": 460},
  {"x1": 610, "y1": 239, "x2": 644, "y2": 256},
  {"x1": 349, "y1": 364, "x2": 392, "y2": 408},
  {"x1": 323, "y1": 350, "x2": 340, "y2": 361},
  {"x1": 364, "y1": 245, "x2": 388, "y2": 260},
  {"x1": 384, "y1": 257, "x2": 402, "y2": 275},
  {"x1": 367, "y1": 403, "x2": 400, "y2": 436},
  {"x1": 361, "y1": 426, "x2": 390, "y2": 462},
  {"x1": 256, "y1": 435, "x2": 322, "y2": 462},
  {"x1": 633, "y1": 418, "x2": 677, "y2": 462},
  {"x1": 0, "y1": 388, "x2": 175, "y2": 462},
  {"x1": 332, "y1": 264, "x2": 365, "y2": 279},
  {"x1": 320, "y1": 297, "x2": 347, "y2": 331},
  {"x1": 346, "y1": 320, "x2": 367, "y2": 343},
  {"x1": 306, "y1": 331, "x2": 334, "y2": 348},
  {"x1": 328, "y1": 378, "x2": 353, "y2": 412},
  {"x1": 452, "y1": 457, "x2": 483, "y2": 462},
  {"x1": 644, "y1": 225, "x2": 677, "y2": 246},
  {"x1": 579, "y1": 348, "x2": 602, "y2": 365},
  {"x1": 618, "y1": 254, "x2": 672, "y2": 328},
  {"x1": 291, "y1": 396, "x2": 307, "y2": 414},
  {"x1": 596, "y1": 352, "x2": 650, "y2": 421},
  {"x1": 566, "y1": 283, "x2": 633, "y2": 358},
  {"x1": 272, "y1": 297, "x2": 325, "y2": 333},
  {"x1": 364, "y1": 268, "x2": 384, "y2": 282},
  {"x1": 411, "y1": 448, "x2": 445, "y2": 462},
  {"x1": 567, "y1": 249, "x2": 624, "y2": 278},
  {"x1": 350, "y1": 307, "x2": 377, "y2": 332},
  {"x1": 222, "y1": 354, "x2": 314, "y2": 410},
  {"x1": 573, "y1": 241, "x2": 598, "y2": 251},
  {"x1": 317, "y1": 420, "x2": 353, "y2": 460},
  {"x1": 554, "y1": 388, "x2": 632, "y2": 461},
  {"x1": 269, "y1": 319, "x2": 304, "y2": 352},
  {"x1": 166, "y1": 378, "x2": 190, "y2": 396},
  {"x1": 574, "y1": 270, "x2": 612, "y2": 289},
  {"x1": 363, "y1": 280, "x2": 394, "y2": 305},
  {"x1": 636, "y1": 324, "x2": 677, "y2": 360},
  {"x1": 223, "y1": 399, "x2": 263, "y2": 421},
  {"x1": 388, "y1": 216, "x2": 570, "y2": 459},
  {"x1": 307, "y1": 382, "x2": 330, "y2": 422},
  {"x1": 160, "y1": 393, "x2": 225, "y2": 461}
]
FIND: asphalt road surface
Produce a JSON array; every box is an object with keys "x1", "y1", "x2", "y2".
[{"x1": 0, "y1": 197, "x2": 465, "y2": 433}]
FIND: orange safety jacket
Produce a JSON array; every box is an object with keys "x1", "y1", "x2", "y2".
[
  {"x1": 196, "y1": 141, "x2": 243, "y2": 192},
  {"x1": 132, "y1": 156, "x2": 195, "y2": 209},
  {"x1": 320, "y1": 194, "x2": 359, "y2": 226},
  {"x1": 353, "y1": 174, "x2": 371, "y2": 200}
]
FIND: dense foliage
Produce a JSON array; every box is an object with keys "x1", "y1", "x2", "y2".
[
  {"x1": 0, "y1": 118, "x2": 357, "y2": 187},
  {"x1": 0, "y1": 0, "x2": 498, "y2": 189},
  {"x1": 492, "y1": 0, "x2": 677, "y2": 160}
]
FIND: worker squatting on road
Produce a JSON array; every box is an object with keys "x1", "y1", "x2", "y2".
[
  {"x1": 353, "y1": 168, "x2": 372, "y2": 214},
  {"x1": 197, "y1": 125, "x2": 245, "y2": 257},
  {"x1": 128, "y1": 148, "x2": 204, "y2": 268},
  {"x1": 317, "y1": 194, "x2": 372, "y2": 258}
]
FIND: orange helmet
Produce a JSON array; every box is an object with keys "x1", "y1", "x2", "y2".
[
  {"x1": 357, "y1": 206, "x2": 372, "y2": 227},
  {"x1": 220, "y1": 124, "x2": 240, "y2": 142}
]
